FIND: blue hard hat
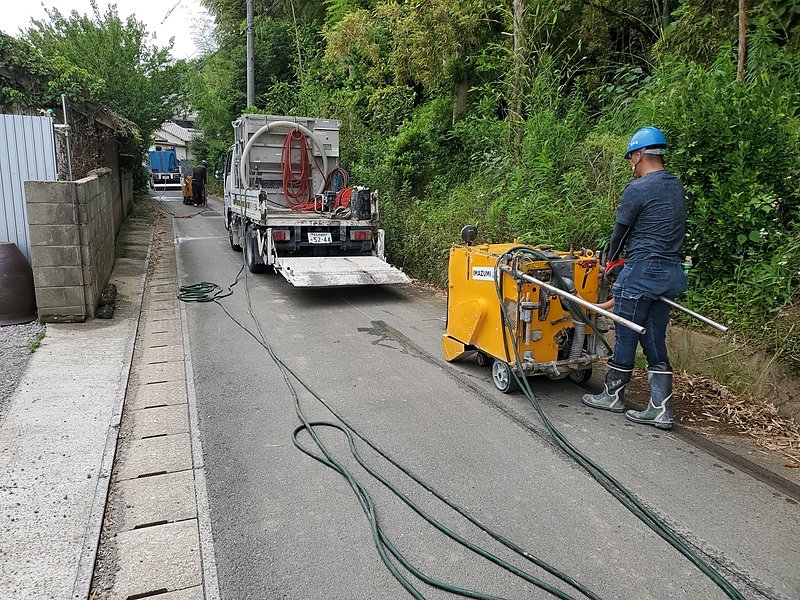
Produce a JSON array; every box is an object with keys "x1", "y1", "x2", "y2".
[{"x1": 625, "y1": 126, "x2": 667, "y2": 159}]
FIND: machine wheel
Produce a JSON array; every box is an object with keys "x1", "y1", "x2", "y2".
[
  {"x1": 568, "y1": 368, "x2": 593, "y2": 384},
  {"x1": 228, "y1": 218, "x2": 242, "y2": 252},
  {"x1": 546, "y1": 372, "x2": 569, "y2": 381},
  {"x1": 475, "y1": 352, "x2": 491, "y2": 367},
  {"x1": 245, "y1": 224, "x2": 268, "y2": 273},
  {"x1": 491, "y1": 360, "x2": 519, "y2": 393}
]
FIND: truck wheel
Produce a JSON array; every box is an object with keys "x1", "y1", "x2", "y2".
[
  {"x1": 228, "y1": 218, "x2": 243, "y2": 252},
  {"x1": 245, "y1": 225, "x2": 268, "y2": 273},
  {"x1": 491, "y1": 360, "x2": 519, "y2": 393},
  {"x1": 568, "y1": 368, "x2": 592, "y2": 384}
]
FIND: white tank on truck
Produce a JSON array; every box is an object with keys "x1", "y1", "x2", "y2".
[{"x1": 223, "y1": 114, "x2": 410, "y2": 287}]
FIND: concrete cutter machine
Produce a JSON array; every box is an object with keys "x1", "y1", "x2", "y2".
[{"x1": 442, "y1": 226, "x2": 645, "y2": 393}]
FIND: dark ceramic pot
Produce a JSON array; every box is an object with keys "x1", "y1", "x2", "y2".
[{"x1": 0, "y1": 242, "x2": 37, "y2": 326}]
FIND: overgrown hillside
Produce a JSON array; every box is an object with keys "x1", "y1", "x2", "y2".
[{"x1": 172, "y1": 2, "x2": 800, "y2": 370}]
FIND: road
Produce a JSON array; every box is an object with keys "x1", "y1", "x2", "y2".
[{"x1": 165, "y1": 193, "x2": 799, "y2": 600}]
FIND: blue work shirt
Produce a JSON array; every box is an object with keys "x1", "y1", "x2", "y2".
[{"x1": 617, "y1": 170, "x2": 686, "y2": 262}]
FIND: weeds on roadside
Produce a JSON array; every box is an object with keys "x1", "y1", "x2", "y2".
[{"x1": 27, "y1": 329, "x2": 45, "y2": 353}]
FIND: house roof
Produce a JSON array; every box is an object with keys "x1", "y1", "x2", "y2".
[{"x1": 156, "y1": 121, "x2": 202, "y2": 144}]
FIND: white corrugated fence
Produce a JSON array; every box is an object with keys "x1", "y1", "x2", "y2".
[{"x1": 0, "y1": 114, "x2": 58, "y2": 262}]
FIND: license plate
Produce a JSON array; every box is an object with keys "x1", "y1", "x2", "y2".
[{"x1": 308, "y1": 232, "x2": 332, "y2": 244}]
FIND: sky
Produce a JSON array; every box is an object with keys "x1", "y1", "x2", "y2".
[{"x1": 2, "y1": 0, "x2": 212, "y2": 60}]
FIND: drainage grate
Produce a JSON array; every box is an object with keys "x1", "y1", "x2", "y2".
[{"x1": 200, "y1": 211, "x2": 222, "y2": 217}]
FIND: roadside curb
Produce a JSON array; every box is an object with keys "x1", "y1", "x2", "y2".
[
  {"x1": 71, "y1": 223, "x2": 154, "y2": 600},
  {"x1": 674, "y1": 424, "x2": 800, "y2": 502}
]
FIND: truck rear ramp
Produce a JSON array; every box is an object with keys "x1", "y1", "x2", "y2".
[{"x1": 276, "y1": 256, "x2": 411, "y2": 287}]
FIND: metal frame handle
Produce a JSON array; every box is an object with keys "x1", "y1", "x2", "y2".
[{"x1": 657, "y1": 296, "x2": 729, "y2": 333}]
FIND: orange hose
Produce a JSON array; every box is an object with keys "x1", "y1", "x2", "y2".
[
  {"x1": 335, "y1": 187, "x2": 353, "y2": 208},
  {"x1": 281, "y1": 128, "x2": 316, "y2": 210}
]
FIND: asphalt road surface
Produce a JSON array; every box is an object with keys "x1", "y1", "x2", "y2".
[{"x1": 168, "y1": 194, "x2": 799, "y2": 600}]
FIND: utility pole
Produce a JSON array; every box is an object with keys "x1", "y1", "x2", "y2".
[{"x1": 246, "y1": 0, "x2": 255, "y2": 107}]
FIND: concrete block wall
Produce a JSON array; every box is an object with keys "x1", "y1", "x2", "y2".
[
  {"x1": 121, "y1": 168, "x2": 134, "y2": 218},
  {"x1": 24, "y1": 168, "x2": 116, "y2": 322}
]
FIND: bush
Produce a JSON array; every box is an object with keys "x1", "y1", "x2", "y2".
[
  {"x1": 376, "y1": 82, "x2": 629, "y2": 283},
  {"x1": 632, "y1": 51, "x2": 800, "y2": 287}
]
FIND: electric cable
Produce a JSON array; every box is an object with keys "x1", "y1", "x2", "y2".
[
  {"x1": 177, "y1": 233, "x2": 602, "y2": 599},
  {"x1": 492, "y1": 248, "x2": 746, "y2": 600}
]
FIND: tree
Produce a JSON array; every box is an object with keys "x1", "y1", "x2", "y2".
[
  {"x1": 510, "y1": 0, "x2": 526, "y2": 147},
  {"x1": 738, "y1": 0, "x2": 746, "y2": 81},
  {"x1": 24, "y1": 1, "x2": 187, "y2": 140}
]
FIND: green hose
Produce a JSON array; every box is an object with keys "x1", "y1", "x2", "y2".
[
  {"x1": 177, "y1": 269, "x2": 243, "y2": 303},
  {"x1": 177, "y1": 250, "x2": 600, "y2": 598},
  {"x1": 177, "y1": 239, "x2": 746, "y2": 598},
  {"x1": 219, "y1": 275, "x2": 598, "y2": 599}
]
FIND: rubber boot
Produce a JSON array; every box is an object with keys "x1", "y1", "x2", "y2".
[
  {"x1": 581, "y1": 364, "x2": 632, "y2": 413},
  {"x1": 625, "y1": 368, "x2": 673, "y2": 430}
]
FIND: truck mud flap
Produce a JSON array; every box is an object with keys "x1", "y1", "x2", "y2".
[{"x1": 276, "y1": 256, "x2": 411, "y2": 287}]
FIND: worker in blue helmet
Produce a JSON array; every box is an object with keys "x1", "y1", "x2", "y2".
[{"x1": 581, "y1": 126, "x2": 688, "y2": 430}]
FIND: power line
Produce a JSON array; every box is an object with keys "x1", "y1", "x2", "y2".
[{"x1": 161, "y1": 0, "x2": 185, "y2": 25}]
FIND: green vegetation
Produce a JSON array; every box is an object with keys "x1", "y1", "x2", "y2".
[
  {"x1": 1, "y1": 3, "x2": 190, "y2": 189},
  {"x1": 27, "y1": 329, "x2": 45, "y2": 353}
]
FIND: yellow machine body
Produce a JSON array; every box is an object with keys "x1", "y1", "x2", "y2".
[
  {"x1": 443, "y1": 243, "x2": 605, "y2": 383},
  {"x1": 182, "y1": 176, "x2": 194, "y2": 202}
]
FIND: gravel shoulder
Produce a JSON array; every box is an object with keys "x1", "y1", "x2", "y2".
[{"x1": 0, "y1": 321, "x2": 45, "y2": 426}]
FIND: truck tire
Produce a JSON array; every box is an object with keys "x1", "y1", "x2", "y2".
[
  {"x1": 228, "y1": 217, "x2": 242, "y2": 252},
  {"x1": 245, "y1": 224, "x2": 268, "y2": 273}
]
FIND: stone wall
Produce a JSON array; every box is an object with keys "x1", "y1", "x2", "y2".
[{"x1": 25, "y1": 168, "x2": 115, "y2": 322}]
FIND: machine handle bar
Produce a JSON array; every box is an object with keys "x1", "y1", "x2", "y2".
[
  {"x1": 657, "y1": 296, "x2": 729, "y2": 333},
  {"x1": 498, "y1": 264, "x2": 646, "y2": 335}
]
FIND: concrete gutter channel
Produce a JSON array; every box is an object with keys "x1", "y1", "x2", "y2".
[
  {"x1": 88, "y1": 215, "x2": 220, "y2": 600},
  {"x1": 1, "y1": 203, "x2": 797, "y2": 599}
]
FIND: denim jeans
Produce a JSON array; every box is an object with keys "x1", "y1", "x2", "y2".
[{"x1": 611, "y1": 259, "x2": 688, "y2": 370}]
